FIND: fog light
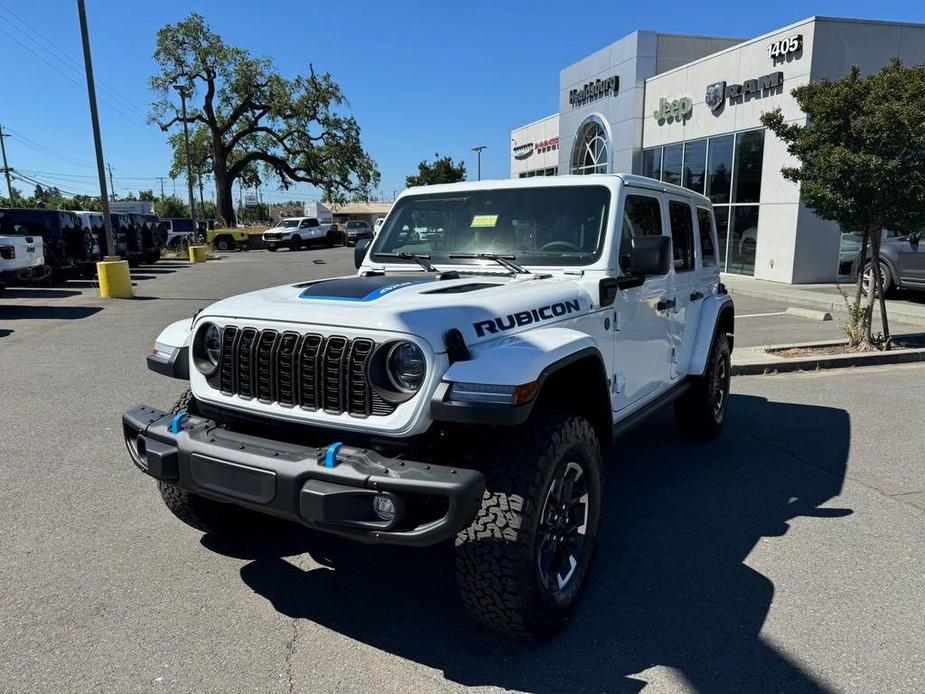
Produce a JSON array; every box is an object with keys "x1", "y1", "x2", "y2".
[{"x1": 372, "y1": 494, "x2": 396, "y2": 521}]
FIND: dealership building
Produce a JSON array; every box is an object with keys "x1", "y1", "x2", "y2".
[{"x1": 510, "y1": 17, "x2": 925, "y2": 283}]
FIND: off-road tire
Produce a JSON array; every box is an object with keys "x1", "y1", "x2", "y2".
[
  {"x1": 214, "y1": 236, "x2": 232, "y2": 252},
  {"x1": 455, "y1": 410, "x2": 603, "y2": 640},
  {"x1": 170, "y1": 387, "x2": 194, "y2": 415},
  {"x1": 674, "y1": 331, "x2": 731, "y2": 439}
]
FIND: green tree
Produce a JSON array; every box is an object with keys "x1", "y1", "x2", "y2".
[
  {"x1": 155, "y1": 195, "x2": 190, "y2": 218},
  {"x1": 761, "y1": 59, "x2": 925, "y2": 350},
  {"x1": 149, "y1": 13, "x2": 379, "y2": 226},
  {"x1": 405, "y1": 153, "x2": 467, "y2": 187}
]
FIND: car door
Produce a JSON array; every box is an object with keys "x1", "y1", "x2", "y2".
[
  {"x1": 665, "y1": 198, "x2": 697, "y2": 380},
  {"x1": 611, "y1": 191, "x2": 673, "y2": 411},
  {"x1": 896, "y1": 233, "x2": 925, "y2": 287}
]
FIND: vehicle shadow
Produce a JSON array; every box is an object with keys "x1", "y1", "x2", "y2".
[
  {"x1": 0, "y1": 288, "x2": 82, "y2": 299},
  {"x1": 227, "y1": 394, "x2": 851, "y2": 693},
  {"x1": 0, "y1": 305, "x2": 103, "y2": 320},
  {"x1": 134, "y1": 268, "x2": 177, "y2": 274},
  {"x1": 0, "y1": 328, "x2": 13, "y2": 339}
]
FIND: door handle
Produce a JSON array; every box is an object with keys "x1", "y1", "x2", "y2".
[
  {"x1": 690, "y1": 291, "x2": 704, "y2": 301},
  {"x1": 657, "y1": 298, "x2": 676, "y2": 312}
]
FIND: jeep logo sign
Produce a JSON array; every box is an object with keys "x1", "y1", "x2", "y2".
[
  {"x1": 653, "y1": 96, "x2": 693, "y2": 123},
  {"x1": 473, "y1": 300, "x2": 581, "y2": 337}
]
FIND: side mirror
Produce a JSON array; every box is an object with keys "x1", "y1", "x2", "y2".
[
  {"x1": 354, "y1": 238, "x2": 371, "y2": 269},
  {"x1": 620, "y1": 235, "x2": 672, "y2": 277}
]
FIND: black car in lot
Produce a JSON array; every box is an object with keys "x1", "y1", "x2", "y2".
[
  {"x1": 111, "y1": 212, "x2": 145, "y2": 267},
  {"x1": 0, "y1": 208, "x2": 95, "y2": 279},
  {"x1": 129, "y1": 212, "x2": 165, "y2": 264},
  {"x1": 852, "y1": 230, "x2": 925, "y2": 296},
  {"x1": 343, "y1": 219, "x2": 374, "y2": 246}
]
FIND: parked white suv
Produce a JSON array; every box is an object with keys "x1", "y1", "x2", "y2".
[
  {"x1": 124, "y1": 175, "x2": 733, "y2": 639},
  {"x1": 0, "y1": 230, "x2": 45, "y2": 292},
  {"x1": 262, "y1": 217, "x2": 338, "y2": 251}
]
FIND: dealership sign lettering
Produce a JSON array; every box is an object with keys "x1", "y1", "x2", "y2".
[
  {"x1": 653, "y1": 96, "x2": 693, "y2": 123},
  {"x1": 569, "y1": 75, "x2": 619, "y2": 107},
  {"x1": 705, "y1": 71, "x2": 783, "y2": 112},
  {"x1": 768, "y1": 34, "x2": 802, "y2": 59},
  {"x1": 512, "y1": 136, "x2": 558, "y2": 160}
]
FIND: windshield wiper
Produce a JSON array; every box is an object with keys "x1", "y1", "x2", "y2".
[
  {"x1": 376, "y1": 252, "x2": 437, "y2": 272},
  {"x1": 448, "y1": 253, "x2": 532, "y2": 274}
]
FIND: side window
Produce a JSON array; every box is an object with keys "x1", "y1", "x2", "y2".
[
  {"x1": 696, "y1": 207, "x2": 717, "y2": 267},
  {"x1": 307, "y1": 218, "x2": 320, "y2": 227},
  {"x1": 668, "y1": 201, "x2": 695, "y2": 273},
  {"x1": 621, "y1": 195, "x2": 663, "y2": 268}
]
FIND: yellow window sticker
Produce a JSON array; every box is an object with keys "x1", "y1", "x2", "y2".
[{"x1": 470, "y1": 214, "x2": 498, "y2": 228}]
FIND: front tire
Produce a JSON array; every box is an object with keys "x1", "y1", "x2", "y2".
[
  {"x1": 214, "y1": 236, "x2": 231, "y2": 252},
  {"x1": 455, "y1": 411, "x2": 603, "y2": 640},
  {"x1": 674, "y1": 331, "x2": 731, "y2": 439},
  {"x1": 290, "y1": 235, "x2": 301, "y2": 251}
]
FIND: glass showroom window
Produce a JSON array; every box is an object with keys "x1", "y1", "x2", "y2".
[
  {"x1": 662, "y1": 144, "x2": 683, "y2": 186},
  {"x1": 571, "y1": 118, "x2": 609, "y2": 175},
  {"x1": 727, "y1": 205, "x2": 760, "y2": 276},
  {"x1": 682, "y1": 139, "x2": 707, "y2": 194},
  {"x1": 732, "y1": 130, "x2": 765, "y2": 203},
  {"x1": 706, "y1": 135, "x2": 734, "y2": 204},
  {"x1": 642, "y1": 148, "x2": 661, "y2": 180}
]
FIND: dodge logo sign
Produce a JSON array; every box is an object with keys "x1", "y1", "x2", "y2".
[
  {"x1": 705, "y1": 81, "x2": 726, "y2": 112},
  {"x1": 512, "y1": 142, "x2": 534, "y2": 160}
]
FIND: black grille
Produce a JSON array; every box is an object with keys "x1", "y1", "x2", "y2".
[{"x1": 211, "y1": 326, "x2": 395, "y2": 418}]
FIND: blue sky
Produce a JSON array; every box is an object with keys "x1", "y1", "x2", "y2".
[{"x1": 1, "y1": 0, "x2": 922, "y2": 205}]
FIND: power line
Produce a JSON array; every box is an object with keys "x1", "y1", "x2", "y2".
[
  {"x1": 0, "y1": 17, "x2": 158, "y2": 136},
  {"x1": 0, "y1": 1, "x2": 148, "y2": 121}
]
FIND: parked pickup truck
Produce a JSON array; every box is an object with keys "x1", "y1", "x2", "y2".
[{"x1": 0, "y1": 232, "x2": 45, "y2": 293}]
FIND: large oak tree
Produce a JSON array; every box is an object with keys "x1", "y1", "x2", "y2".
[{"x1": 149, "y1": 13, "x2": 379, "y2": 226}]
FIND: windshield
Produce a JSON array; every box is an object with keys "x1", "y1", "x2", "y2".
[
  {"x1": 370, "y1": 185, "x2": 610, "y2": 266},
  {"x1": 277, "y1": 219, "x2": 301, "y2": 228}
]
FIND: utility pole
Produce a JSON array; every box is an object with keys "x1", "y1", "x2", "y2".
[
  {"x1": 158, "y1": 176, "x2": 165, "y2": 199},
  {"x1": 107, "y1": 163, "x2": 115, "y2": 201},
  {"x1": 76, "y1": 0, "x2": 115, "y2": 259},
  {"x1": 0, "y1": 124, "x2": 14, "y2": 204},
  {"x1": 472, "y1": 145, "x2": 486, "y2": 181},
  {"x1": 173, "y1": 83, "x2": 197, "y2": 229}
]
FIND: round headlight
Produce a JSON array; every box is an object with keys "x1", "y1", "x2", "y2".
[
  {"x1": 193, "y1": 322, "x2": 221, "y2": 375},
  {"x1": 386, "y1": 341, "x2": 426, "y2": 393},
  {"x1": 204, "y1": 324, "x2": 220, "y2": 366}
]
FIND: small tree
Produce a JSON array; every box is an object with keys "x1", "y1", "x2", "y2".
[
  {"x1": 761, "y1": 60, "x2": 925, "y2": 350},
  {"x1": 156, "y1": 195, "x2": 190, "y2": 218},
  {"x1": 405, "y1": 154, "x2": 466, "y2": 187},
  {"x1": 150, "y1": 13, "x2": 379, "y2": 226}
]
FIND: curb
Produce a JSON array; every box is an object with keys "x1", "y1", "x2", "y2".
[
  {"x1": 784, "y1": 306, "x2": 832, "y2": 321},
  {"x1": 732, "y1": 346, "x2": 925, "y2": 375},
  {"x1": 724, "y1": 282, "x2": 925, "y2": 328}
]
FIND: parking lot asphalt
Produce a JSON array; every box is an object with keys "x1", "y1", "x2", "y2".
[{"x1": 2, "y1": 249, "x2": 923, "y2": 693}]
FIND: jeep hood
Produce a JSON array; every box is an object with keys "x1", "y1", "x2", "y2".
[{"x1": 199, "y1": 273, "x2": 591, "y2": 351}]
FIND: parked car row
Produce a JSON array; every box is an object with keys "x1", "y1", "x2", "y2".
[
  {"x1": 259, "y1": 217, "x2": 382, "y2": 252},
  {"x1": 0, "y1": 207, "x2": 169, "y2": 284}
]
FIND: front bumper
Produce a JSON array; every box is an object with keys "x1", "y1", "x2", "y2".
[{"x1": 122, "y1": 405, "x2": 485, "y2": 546}]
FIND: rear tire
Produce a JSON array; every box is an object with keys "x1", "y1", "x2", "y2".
[
  {"x1": 455, "y1": 411, "x2": 603, "y2": 640},
  {"x1": 674, "y1": 331, "x2": 731, "y2": 439},
  {"x1": 861, "y1": 261, "x2": 894, "y2": 298},
  {"x1": 214, "y1": 236, "x2": 231, "y2": 252}
]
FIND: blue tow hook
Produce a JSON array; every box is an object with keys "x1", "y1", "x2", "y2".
[
  {"x1": 169, "y1": 411, "x2": 189, "y2": 434},
  {"x1": 323, "y1": 442, "x2": 344, "y2": 468}
]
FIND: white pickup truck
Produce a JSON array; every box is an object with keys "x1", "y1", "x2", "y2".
[{"x1": 0, "y1": 232, "x2": 45, "y2": 293}]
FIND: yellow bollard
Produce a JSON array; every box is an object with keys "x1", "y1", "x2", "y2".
[
  {"x1": 188, "y1": 245, "x2": 207, "y2": 263},
  {"x1": 97, "y1": 256, "x2": 133, "y2": 298}
]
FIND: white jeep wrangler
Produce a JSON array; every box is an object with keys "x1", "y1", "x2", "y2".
[{"x1": 124, "y1": 175, "x2": 733, "y2": 640}]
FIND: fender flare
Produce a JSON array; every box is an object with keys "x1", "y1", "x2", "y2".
[
  {"x1": 431, "y1": 327, "x2": 610, "y2": 433},
  {"x1": 689, "y1": 294, "x2": 734, "y2": 377}
]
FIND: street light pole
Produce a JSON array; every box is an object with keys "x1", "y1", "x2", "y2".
[
  {"x1": 76, "y1": 0, "x2": 115, "y2": 259},
  {"x1": 472, "y1": 145, "x2": 486, "y2": 181},
  {"x1": 173, "y1": 84, "x2": 197, "y2": 231}
]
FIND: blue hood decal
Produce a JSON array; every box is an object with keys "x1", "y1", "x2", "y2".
[{"x1": 298, "y1": 276, "x2": 434, "y2": 302}]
